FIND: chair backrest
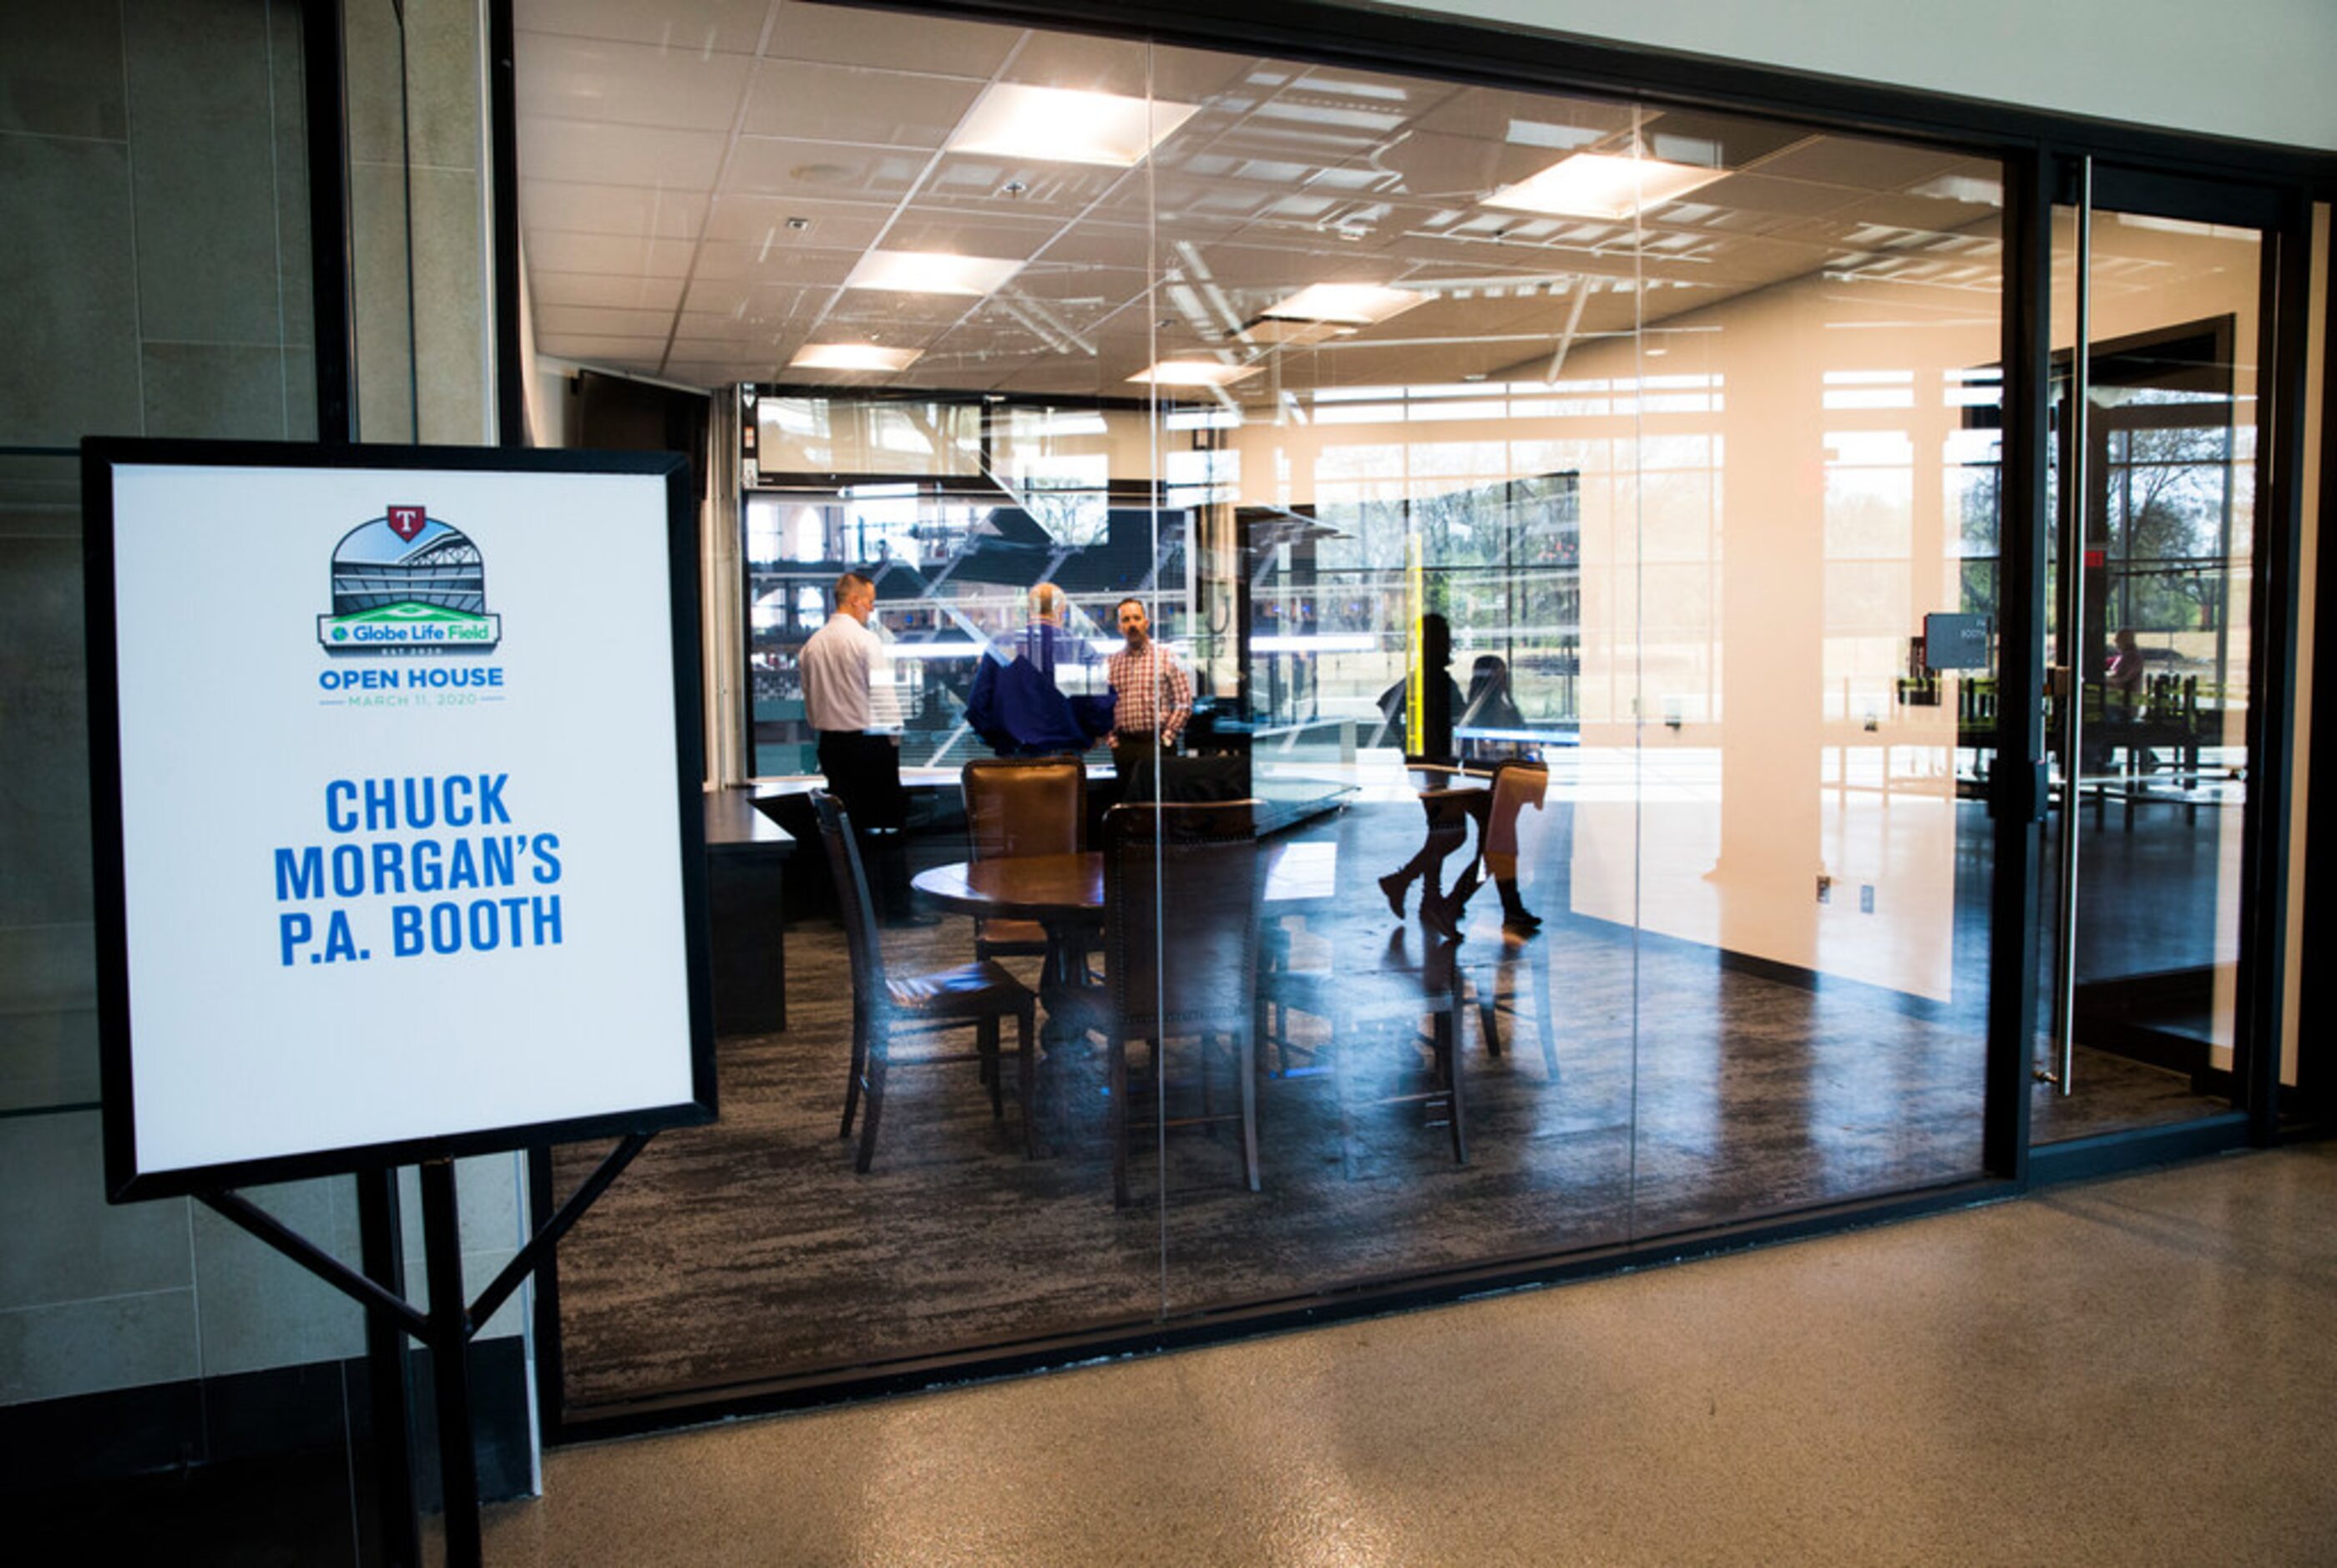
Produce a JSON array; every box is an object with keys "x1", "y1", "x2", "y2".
[
  {"x1": 812, "y1": 791, "x2": 887, "y2": 996},
  {"x1": 1121, "y1": 751, "x2": 1251, "y2": 806},
  {"x1": 962, "y1": 755, "x2": 1085, "y2": 862},
  {"x1": 1100, "y1": 801, "x2": 1262, "y2": 1039}
]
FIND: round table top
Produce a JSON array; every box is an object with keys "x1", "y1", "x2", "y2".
[
  {"x1": 912, "y1": 841, "x2": 1338, "y2": 918},
  {"x1": 912, "y1": 852, "x2": 1103, "y2": 921}
]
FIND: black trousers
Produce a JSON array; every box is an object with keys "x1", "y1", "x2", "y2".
[
  {"x1": 815, "y1": 730, "x2": 905, "y2": 831},
  {"x1": 817, "y1": 730, "x2": 913, "y2": 918}
]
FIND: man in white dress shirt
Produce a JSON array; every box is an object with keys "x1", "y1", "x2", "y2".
[{"x1": 802, "y1": 571, "x2": 927, "y2": 923}]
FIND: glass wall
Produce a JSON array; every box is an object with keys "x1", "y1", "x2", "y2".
[{"x1": 513, "y1": 6, "x2": 2016, "y2": 1412}]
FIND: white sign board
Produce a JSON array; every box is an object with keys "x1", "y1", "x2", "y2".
[{"x1": 87, "y1": 442, "x2": 714, "y2": 1199}]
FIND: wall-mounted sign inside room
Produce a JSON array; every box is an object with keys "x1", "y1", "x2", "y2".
[
  {"x1": 83, "y1": 440, "x2": 715, "y2": 1200},
  {"x1": 1922, "y1": 611, "x2": 1993, "y2": 672}
]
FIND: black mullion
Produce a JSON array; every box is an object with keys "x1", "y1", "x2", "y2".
[
  {"x1": 2233, "y1": 190, "x2": 2314, "y2": 1143},
  {"x1": 301, "y1": 0, "x2": 355, "y2": 443},
  {"x1": 1984, "y1": 146, "x2": 2052, "y2": 1182},
  {"x1": 2306, "y1": 195, "x2": 2337, "y2": 1120},
  {"x1": 488, "y1": 0, "x2": 525, "y2": 445}
]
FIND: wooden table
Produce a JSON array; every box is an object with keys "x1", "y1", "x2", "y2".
[{"x1": 912, "y1": 842, "x2": 1338, "y2": 989}]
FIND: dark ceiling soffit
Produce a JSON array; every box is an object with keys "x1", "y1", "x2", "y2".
[{"x1": 820, "y1": 0, "x2": 2337, "y2": 187}]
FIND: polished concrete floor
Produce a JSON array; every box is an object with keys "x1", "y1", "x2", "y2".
[{"x1": 486, "y1": 1141, "x2": 2337, "y2": 1565}]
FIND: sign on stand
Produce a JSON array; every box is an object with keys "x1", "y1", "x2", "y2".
[{"x1": 83, "y1": 438, "x2": 716, "y2": 1565}]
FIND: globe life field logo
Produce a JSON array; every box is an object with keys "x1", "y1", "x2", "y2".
[{"x1": 316, "y1": 505, "x2": 503, "y2": 656}]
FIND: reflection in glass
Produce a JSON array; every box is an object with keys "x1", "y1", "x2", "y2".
[
  {"x1": 516, "y1": 13, "x2": 2012, "y2": 1407},
  {"x1": 2036, "y1": 205, "x2": 2264, "y2": 1141}
]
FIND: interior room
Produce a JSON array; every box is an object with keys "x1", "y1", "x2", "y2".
[{"x1": 499, "y1": 0, "x2": 2284, "y2": 1423}]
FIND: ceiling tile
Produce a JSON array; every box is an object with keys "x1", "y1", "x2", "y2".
[
  {"x1": 690, "y1": 240, "x2": 858, "y2": 286},
  {"x1": 524, "y1": 230, "x2": 701, "y2": 278},
  {"x1": 701, "y1": 194, "x2": 893, "y2": 250},
  {"x1": 1687, "y1": 172, "x2": 1862, "y2": 220},
  {"x1": 722, "y1": 136, "x2": 932, "y2": 200},
  {"x1": 765, "y1": 0, "x2": 1014, "y2": 78},
  {"x1": 527, "y1": 271, "x2": 686, "y2": 311},
  {"x1": 917, "y1": 154, "x2": 1134, "y2": 217},
  {"x1": 878, "y1": 212, "x2": 1070, "y2": 261},
  {"x1": 534, "y1": 303, "x2": 682, "y2": 337},
  {"x1": 535, "y1": 332, "x2": 671, "y2": 362},
  {"x1": 742, "y1": 60, "x2": 984, "y2": 146},
  {"x1": 663, "y1": 360, "x2": 756, "y2": 387},
  {"x1": 518, "y1": 33, "x2": 752, "y2": 132},
  {"x1": 680, "y1": 277, "x2": 811, "y2": 316},
  {"x1": 515, "y1": 0, "x2": 769, "y2": 55},
  {"x1": 518, "y1": 116, "x2": 728, "y2": 189},
  {"x1": 515, "y1": 12, "x2": 1996, "y2": 401},
  {"x1": 1745, "y1": 136, "x2": 1978, "y2": 191},
  {"x1": 993, "y1": 32, "x2": 1179, "y2": 100},
  {"x1": 1019, "y1": 222, "x2": 1152, "y2": 270},
  {"x1": 521, "y1": 180, "x2": 710, "y2": 240}
]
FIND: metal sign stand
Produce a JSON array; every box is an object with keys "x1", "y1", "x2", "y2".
[{"x1": 198, "y1": 1134, "x2": 652, "y2": 1567}]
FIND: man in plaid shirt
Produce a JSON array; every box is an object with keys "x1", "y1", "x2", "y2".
[{"x1": 1105, "y1": 596, "x2": 1192, "y2": 782}]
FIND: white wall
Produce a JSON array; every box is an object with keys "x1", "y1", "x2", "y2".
[{"x1": 1363, "y1": 0, "x2": 2337, "y2": 153}]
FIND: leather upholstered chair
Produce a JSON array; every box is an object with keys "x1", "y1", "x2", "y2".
[
  {"x1": 960, "y1": 755, "x2": 1087, "y2": 964},
  {"x1": 1048, "y1": 800, "x2": 1264, "y2": 1206},
  {"x1": 815, "y1": 792, "x2": 1038, "y2": 1171}
]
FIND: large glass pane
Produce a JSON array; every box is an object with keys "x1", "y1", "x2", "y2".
[
  {"x1": 2036, "y1": 197, "x2": 2265, "y2": 1140},
  {"x1": 1147, "y1": 73, "x2": 1652, "y2": 1315},
  {"x1": 527, "y1": 13, "x2": 1182, "y2": 1407},
  {"x1": 1619, "y1": 114, "x2": 2002, "y2": 1232},
  {"x1": 514, "y1": 3, "x2": 2005, "y2": 1405}
]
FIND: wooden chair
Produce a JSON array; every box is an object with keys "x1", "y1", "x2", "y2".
[
  {"x1": 814, "y1": 792, "x2": 1038, "y2": 1171},
  {"x1": 960, "y1": 755, "x2": 1087, "y2": 964},
  {"x1": 1049, "y1": 801, "x2": 1264, "y2": 1206},
  {"x1": 1385, "y1": 756, "x2": 1562, "y2": 1080},
  {"x1": 1452, "y1": 760, "x2": 1563, "y2": 1080}
]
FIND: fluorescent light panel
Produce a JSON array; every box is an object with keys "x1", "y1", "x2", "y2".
[
  {"x1": 947, "y1": 83, "x2": 1198, "y2": 168},
  {"x1": 843, "y1": 250, "x2": 1023, "y2": 296},
  {"x1": 1128, "y1": 360, "x2": 1259, "y2": 387},
  {"x1": 790, "y1": 344, "x2": 922, "y2": 372},
  {"x1": 1262, "y1": 282, "x2": 1425, "y2": 326},
  {"x1": 1486, "y1": 152, "x2": 1726, "y2": 220}
]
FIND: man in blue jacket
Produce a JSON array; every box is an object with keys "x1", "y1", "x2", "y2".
[{"x1": 966, "y1": 583, "x2": 1112, "y2": 755}]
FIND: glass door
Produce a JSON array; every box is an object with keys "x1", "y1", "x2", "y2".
[{"x1": 2036, "y1": 167, "x2": 2274, "y2": 1143}]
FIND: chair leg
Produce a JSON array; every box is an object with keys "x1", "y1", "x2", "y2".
[
  {"x1": 854, "y1": 1039, "x2": 888, "y2": 1174},
  {"x1": 840, "y1": 1005, "x2": 868, "y2": 1138},
  {"x1": 1015, "y1": 1003, "x2": 1036, "y2": 1161},
  {"x1": 1478, "y1": 969, "x2": 1505, "y2": 1061},
  {"x1": 1237, "y1": 1028, "x2": 1261, "y2": 1193},
  {"x1": 980, "y1": 1016, "x2": 1004, "y2": 1120}
]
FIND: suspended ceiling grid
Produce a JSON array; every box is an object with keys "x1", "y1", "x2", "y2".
[{"x1": 515, "y1": 0, "x2": 2003, "y2": 397}]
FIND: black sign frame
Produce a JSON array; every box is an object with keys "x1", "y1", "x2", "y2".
[{"x1": 83, "y1": 437, "x2": 716, "y2": 1202}]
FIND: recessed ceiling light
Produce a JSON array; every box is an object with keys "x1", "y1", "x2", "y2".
[
  {"x1": 842, "y1": 250, "x2": 1024, "y2": 296},
  {"x1": 1485, "y1": 152, "x2": 1727, "y2": 220},
  {"x1": 1242, "y1": 318, "x2": 1350, "y2": 347},
  {"x1": 1128, "y1": 360, "x2": 1259, "y2": 387},
  {"x1": 790, "y1": 344, "x2": 922, "y2": 372},
  {"x1": 1262, "y1": 282, "x2": 1425, "y2": 326},
  {"x1": 947, "y1": 83, "x2": 1198, "y2": 168}
]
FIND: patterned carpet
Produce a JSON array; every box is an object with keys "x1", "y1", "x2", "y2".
[{"x1": 547, "y1": 799, "x2": 2214, "y2": 1413}]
